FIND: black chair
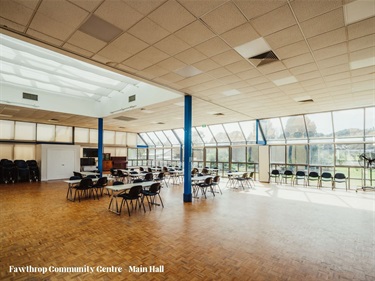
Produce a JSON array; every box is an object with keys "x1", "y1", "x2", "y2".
[
  {"x1": 333, "y1": 173, "x2": 348, "y2": 191},
  {"x1": 73, "y1": 172, "x2": 83, "y2": 179},
  {"x1": 73, "y1": 178, "x2": 94, "y2": 202},
  {"x1": 2, "y1": 160, "x2": 16, "y2": 183},
  {"x1": 281, "y1": 170, "x2": 293, "y2": 184},
  {"x1": 117, "y1": 170, "x2": 127, "y2": 182},
  {"x1": 269, "y1": 169, "x2": 280, "y2": 184},
  {"x1": 118, "y1": 185, "x2": 145, "y2": 216},
  {"x1": 26, "y1": 160, "x2": 40, "y2": 181},
  {"x1": 14, "y1": 160, "x2": 29, "y2": 182},
  {"x1": 92, "y1": 177, "x2": 108, "y2": 197},
  {"x1": 197, "y1": 177, "x2": 214, "y2": 199},
  {"x1": 142, "y1": 182, "x2": 164, "y2": 211},
  {"x1": 110, "y1": 168, "x2": 118, "y2": 180},
  {"x1": 319, "y1": 172, "x2": 333, "y2": 188},
  {"x1": 307, "y1": 171, "x2": 320, "y2": 187},
  {"x1": 293, "y1": 171, "x2": 306, "y2": 186},
  {"x1": 133, "y1": 178, "x2": 144, "y2": 183},
  {"x1": 143, "y1": 173, "x2": 154, "y2": 182},
  {"x1": 155, "y1": 172, "x2": 168, "y2": 188},
  {"x1": 236, "y1": 172, "x2": 250, "y2": 189},
  {"x1": 212, "y1": 175, "x2": 222, "y2": 194},
  {"x1": 201, "y1": 168, "x2": 209, "y2": 175}
]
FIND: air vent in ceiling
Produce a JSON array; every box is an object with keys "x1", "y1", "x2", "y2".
[
  {"x1": 23, "y1": 92, "x2": 38, "y2": 101},
  {"x1": 113, "y1": 116, "x2": 137, "y2": 122},
  {"x1": 248, "y1": 50, "x2": 279, "y2": 67},
  {"x1": 298, "y1": 99, "x2": 314, "y2": 103},
  {"x1": 129, "y1": 95, "x2": 136, "y2": 102}
]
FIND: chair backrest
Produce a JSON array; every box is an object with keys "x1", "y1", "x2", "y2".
[
  {"x1": 163, "y1": 167, "x2": 168, "y2": 172},
  {"x1": 113, "y1": 181, "x2": 124, "y2": 186},
  {"x1": 205, "y1": 177, "x2": 213, "y2": 185},
  {"x1": 14, "y1": 160, "x2": 28, "y2": 169},
  {"x1": 242, "y1": 172, "x2": 248, "y2": 178},
  {"x1": 248, "y1": 172, "x2": 254, "y2": 179},
  {"x1": 213, "y1": 175, "x2": 220, "y2": 183},
  {"x1": 110, "y1": 168, "x2": 118, "y2": 176},
  {"x1": 80, "y1": 178, "x2": 93, "y2": 188},
  {"x1": 309, "y1": 171, "x2": 319, "y2": 178},
  {"x1": 86, "y1": 175, "x2": 97, "y2": 179},
  {"x1": 284, "y1": 170, "x2": 293, "y2": 176},
  {"x1": 139, "y1": 167, "x2": 144, "y2": 171},
  {"x1": 271, "y1": 169, "x2": 279, "y2": 175},
  {"x1": 144, "y1": 173, "x2": 153, "y2": 181},
  {"x1": 147, "y1": 167, "x2": 152, "y2": 173},
  {"x1": 202, "y1": 168, "x2": 209, "y2": 174},
  {"x1": 158, "y1": 172, "x2": 164, "y2": 180},
  {"x1": 149, "y1": 182, "x2": 161, "y2": 193},
  {"x1": 69, "y1": 176, "x2": 81, "y2": 180},
  {"x1": 321, "y1": 172, "x2": 332, "y2": 179},
  {"x1": 97, "y1": 177, "x2": 108, "y2": 186},
  {"x1": 133, "y1": 178, "x2": 143, "y2": 183},
  {"x1": 128, "y1": 185, "x2": 143, "y2": 197},
  {"x1": 334, "y1": 173, "x2": 346, "y2": 180},
  {"x1": 73, "y1": 172, "x2": 83, "y2": 179},
  {"x1": 296, "y1": 171, "x2": 305, "y2": 177}
]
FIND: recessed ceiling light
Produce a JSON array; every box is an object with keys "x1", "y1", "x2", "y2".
[
  {"x1": 222, "y1": 89, "x2": 241, "y2": 96},
  {"x1": 344, "y1": 0, "x2": 375, "y2": 25},
  {"x1": 213, "y1": 113, "x2": 224, "y2": 116},
  {"x1": 140, "y1": 108, "x2": 154, "y2": 114},
  {"x1": 350, "y1": 57, "x2": 375, "y2": 70},
  {"x1": 48, "y1": 118, "x2": 59, "y2": 122},
  {"x1": 273, "y1": 76, "x2": 298, "y2": 86},
  {"x1": 234, "y1": 37, "x2": 271, "y2": 59},
  {"x1": 174, "y1": 65, "x2": 203, "y2": 77}
]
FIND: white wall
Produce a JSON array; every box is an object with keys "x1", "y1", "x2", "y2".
[
  {"x1": 37, "y1": 144, "x2": 80, "y2": 181},
  {"x1": 258, "y1": 145, "x2": 270, "y2": 183}
]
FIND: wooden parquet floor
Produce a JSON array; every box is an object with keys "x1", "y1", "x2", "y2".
[{"x1": 0, "y1": 179, "x2": 374, "y2": 281}]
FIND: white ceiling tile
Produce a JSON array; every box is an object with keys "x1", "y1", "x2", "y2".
[
  {"x1": 307, "y1": 27, "x2": 347, "y2": 51},
  {"x1": 174, "y1": 48, "x2": 207, "y2": 64},
  {"x1": 63, "y1": 43, "x2": 94, "y2": 57},
  {"x1": 291, "y1": 0, "x2": 342, "y2": 22},
  {"x1": 94, "y1": 1, "x2": 143, "y2": 31},
  {"x1": 207, "y1": 68, "x2": 232, "y2": 79},
  {"x1": 192, "y1": 59, "x2": 221, "y2": 72},
  {"x1": 347, "y1": 16, "x2": 375, "y2": 40},
  {"x1": 157, "y1": 57, "x2": 187, "y2": 71},
  {"x1": 257, "y1": 61, "x2": 287, "y2": 74},
  {"x1": 225, "y1": 60, "x2": 254, "y2": 74},
  {"x1": 250, "y1": 4, "x2": 296, "y2": 37},
  {"x1": 300, "y1": 8, "x2": 345, "y2": 38},
  {"x1": 220, "y1": 22, "x2": 259, "y2": 48},
  {"x1": 154, "y1": 34, "x2": 190, "y2": 56},
  {"x1": 97, "y1": 44, "x2": 133, "y2": 63},
  {"x1": 175, "y1": 20, "x2": 216, "y2": 47},
  {"x1": 26, "y1": 27, "x2": 65, "y2": 44},
  {"x1": 123, "y1": 0, "x2": 167, "y2": 15},
  {"x1": 122, "y1": 56, "x2": 154, "y2": 71},
  {"x1": 234, "y1": 0, "x2": 286, "y2": 20},
  {"x1": 283, "y1": 53, "x2": 315, "y2": 68},
  {"x1": 156, "y1": 72, "x2": 185, "y2": 83},
  {"x1": 320, "y1": 64, "x2": 350, "y2": 76},
  {"x1": 68, "y1": 0, "x2": 102, "y2": 12},
  {"x1": 236, "y1": 69, "x2": 262, "y2": 80},
  {"x1": 349, "y1": 34, "x2": 375, "y2": 53},
  {"x1": 0, "y1": 0, "x2": 35, "y2": 26},
  {"x1": 195, "y1": 37, "x2": 231, "y2": 57},
  {"x1": 295, "y1": 71, "x2": 321, "y2": 82},
  {"x1": 290, "y1": 63, "x2": 318, "y2": 76},
  {"x1": 275, "y1": 41, "x2": 310, "y2": 60},
  {"x1": 265, "y1": 25, "x2": 304, "y2": 50},
  {"x1": 135, "y1": 46, "x2": 169, "y2": 65},
  {"x1": 128, "y1": 17, "x2": 170, "y2": 44},
  {"x1": 210, "y1": 50, "x2": 243, "y2": 66},
  {"x1": 313, "y1": 42, "x2": 348, "y2": 61},
  {"x1": 67, "y1": 30, "x2": 107, "y2": 53},
  {"x1": 0, "y1": 18, "x2": 25, "y2": 32},
  {"x1": 178, "y1": 0, "x2": 228, "y2": 17},
  {"x1": 201, "y1": 2, "x2": 247, "y2": 34},
  {"x1": 148, "y1": 0, "x2": 195, "y2": 33}
]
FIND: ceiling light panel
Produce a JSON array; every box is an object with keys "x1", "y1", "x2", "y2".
[
  {"x1": 174, "y1": 65, "x2": 203, "y2": 77},
  {"x1": 234, "y1": 37, "x2": 271, "y2": 59},
  {"x1": 272, "y1": 76, "x2": 298, "y2": 86},
  {"x1": 222, "y1": 89, "x2": 241, "y2": 96},
  {"x1": 344, "y1": 0, "x2": 375, "y2": 25}
]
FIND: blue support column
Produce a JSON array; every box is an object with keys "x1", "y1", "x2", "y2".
[
  {"x1": 256, "y1": 119, "x2": 266, "y2": 145},
  {"x1": 183, "y1": 95, "x2": 192, "y2": 202},
  {"x1": 98, "y1": 118, "x2": 103, "y2": 177}
]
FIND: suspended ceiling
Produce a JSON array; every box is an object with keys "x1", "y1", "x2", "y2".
[{"x1": 0, "y1": 0, "x2": 374, "y2": 133}]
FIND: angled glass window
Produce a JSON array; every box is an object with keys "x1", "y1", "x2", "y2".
[
  {"x1": 139, "y1": 133, "x2": 153, "y2": 146},
  {"x1": 260, "y1": 118, "x2": 285, "y2": 143},
  {"x1": 218, "y1": 147, "x2": 229, "y2": 162},
  {"x1": 223, "y1": 122, "x2": 245, "y2": 143},
  {"x1": 192, "y1": 128, "x2": 204, "y2": 146},
  {"x1": 128, "y1": 148, "x2": 137, "y2": 160},
  {"x1": 286, "y1": 145, "x2": 308, "y2": 165},
  {"x1": 173, "y1": 128, "x2": 184, "y2": 144},
  {"x1": 281, "y1": 115, "x2": 307, "y2": 142},
  {"x1": 305, "y1": 112, "x2": 333, "y2": 141},
  {"x1": 232, "y1": 147, "x2": 246, "y2": 162},
  {"x1": 209, "y1": 124, "x2": 230, "y2": 145},
  {"x1": 309, "y1": 144, "x2": 334, "y2": 166},
  {"x1": 239, "y1": 121, "x2": 257, "y2": 143},
  {"x1": 196, "y1": 126, "x2": 215, "y2": 145},
  {"x1": 147, "y1": 132, "x2": 163, "y2": 147},
  {"x1": 155, "y1": 131, "x2": 171, "y2": 146},
  {"x1": 270, "y1": 146, "x2": 285, "y2": 164},
  {"x1": 137, "y1": 148, "x2": 147, "y2": 159},
  {"x1": 336, "y1": 144, "x2": 364, "y2": 166},
  {"x1": 163, "y1": 130, "x2": 180, "y2": 146},
  {"x1": 333, "y1": 108, "x2": 364, "y2": 141},
  {"x1": 248, "y1": 146, "x2": 259, "y2": 163},
  {"x1": 172, "y1": 147, "x2": 181, "y2": 161},
  {"x1": 155, "y1": 149, "x2": 164, "y2": 162},
  {"x1": 148, "y1": 148, "x2": 156, "y2": 164},
  {"x1": 206, "y1": 148, "x2": 217, "y2": 162},
  {"x1": 193, "y1": 148, "x2": 203, "y2": 161},
  {"x1": 365, "y1": 107, "x2": 375, "y2": 142}
]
